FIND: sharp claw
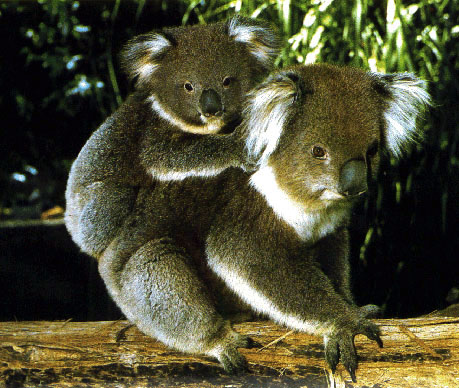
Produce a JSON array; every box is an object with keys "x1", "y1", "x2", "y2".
[
  {"x1": 365, "y1": 326, "x2": 384, "y2": 348},
  {"x1": 330, "y1": 364, "x2": 336, "y2": 375},
  {"x1": 347, "y1": 366, "x2": 357, "y2": 383},
  {"x1": 325, "y1": 321, "x2": 382, "y2": 382},
  {"x1": 344, "y1": 359, "x2": 358, "y2": 383}
]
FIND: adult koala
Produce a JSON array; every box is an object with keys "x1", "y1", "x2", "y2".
[{"x1": 85, "y1": 64, "x2": 430, "y2": 381}]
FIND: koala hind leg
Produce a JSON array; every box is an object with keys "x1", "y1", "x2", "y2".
[
  {"x1": 76, "y1": 182, "x2": 138, "y2": 256},
  {"x1": 99, "y1": 237, "x2": 251, "y2": 373}
]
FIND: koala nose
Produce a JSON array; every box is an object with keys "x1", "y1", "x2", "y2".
[
  {"x1": 338, "y1": 159, "x2": 368, "y2": 197},
  {"x1": 200, "y1": 89, "x2": 223, "y2": 117}
]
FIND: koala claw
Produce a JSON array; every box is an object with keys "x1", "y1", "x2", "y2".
[
  {"x1": 325, "y1": 331, "x2": 357, "y2": 382},
  {"x1": 324, "y1": 320, "x2": 383, "y2": 383},
  {"x1": 365, "y1": 323, "x2": 384, "y2": 349},
  {"x1": 233, "y1": 333, "x2": 262, "y2": 349}
]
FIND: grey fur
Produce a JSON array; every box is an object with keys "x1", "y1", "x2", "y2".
[
  {"x1": 66, "y1": 63, "x2": 429, "y2": 382},
  {"x1": 65, "y1": 17, "x2": 280, "y2": 257}
]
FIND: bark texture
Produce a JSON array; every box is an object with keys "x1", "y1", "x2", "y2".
[{"x1": 0, "y1": 318, "x2": 458, "y2": 387}]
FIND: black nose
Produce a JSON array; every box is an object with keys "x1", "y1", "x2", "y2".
[
  {"x1": 338, "y1": 159, "x2": 368, "y2": 196},
  {"x1": 200, "y1": 89, "x2": 223, "y2": 117}
]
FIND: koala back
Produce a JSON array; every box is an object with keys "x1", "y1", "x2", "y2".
[{"x1": 65, "y1": 95, "x2": 152, "y2": 256}]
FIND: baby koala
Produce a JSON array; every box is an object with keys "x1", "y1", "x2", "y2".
[{"x1": 65, "y1": 16, "x2": 280, "y2": 257}]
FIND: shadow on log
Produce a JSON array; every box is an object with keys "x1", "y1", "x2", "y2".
[{"x1": 1, "y1": 318, "x2": 458, "y2": 387}]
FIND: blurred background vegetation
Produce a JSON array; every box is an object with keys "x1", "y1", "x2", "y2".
[{"x1": 0, "y1": 0, "x2": 457, "y2": 319}]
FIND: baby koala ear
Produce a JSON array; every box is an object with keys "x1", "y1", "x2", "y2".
[
  {"x1": 244, "y1": 70, "x2": 303, "y2": 166},
  {"x1": 374, "y1": 72, "x2": 431, "y2": 157},
  {"x1": 120, "y1": 31, "x2": 173, "y2": 86},
  {"x1": 227, "y1": 16, "x2": 280, "y2": 70}
]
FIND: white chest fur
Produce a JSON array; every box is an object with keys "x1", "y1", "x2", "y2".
[{"x1": 249, "y1": 166, "x2": 349, "y2": 242}]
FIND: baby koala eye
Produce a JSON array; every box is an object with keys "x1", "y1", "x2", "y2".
[
  {"x1": 184, "y1": 82, "x2": 194, "y2": 93},
  {"x1": 222, "y1": 76, "x2": 232, "y2": 88},
  {"x1": 311, "y1": 145, "x2": 328, "y2": 159}
]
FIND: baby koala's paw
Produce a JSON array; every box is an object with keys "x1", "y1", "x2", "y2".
[
  {"x1": 240, "y1": 157, "x2": 258, "y2": 173},
  {"x1": 324, "y1": 319, "x2": 383, "y2": 382},
  {"x1": 233, "y1": 138, "x2": 258, "y2": 172}
]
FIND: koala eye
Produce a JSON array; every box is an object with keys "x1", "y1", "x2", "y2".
[
  {"x1": 367, "y1": 140, "x2": 379, "y2": 158},
  {"x1": 222, "y1": 77, "x2": 232, "y2": 88},
  {"x1": 184, "y1": 82, "x2": 194, "y2": 93},
  {"x1": 311, "y1": 145, "x2": 328, "y2": 159}
]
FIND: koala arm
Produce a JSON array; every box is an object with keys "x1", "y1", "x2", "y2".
[
  {"x1": 139, "y1": 125, "x2": 252, "y2": 181},
  {"x1": 314, "y1": 228, "x2": 354, "y2": 304},
  {"x1": 205, "y1": 217, "x2": 382, "y2": 382}
]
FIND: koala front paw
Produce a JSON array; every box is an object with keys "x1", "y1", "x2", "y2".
[{"x1": 324, "y1": 319, "x2": 383, "y2": 382}]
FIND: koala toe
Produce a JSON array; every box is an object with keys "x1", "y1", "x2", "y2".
[
  {"x1": 324, "y1": 334, "x2": 340, "y2": 373},
  {"x1": 324, "y1": 330, "x2": 357, "y2": 382},
  {"x1": 325, "y1": 318, "x2": 382, "y2": 382},
  {"x1": 339, "y1": 335, "x2": 358, "y2": 383},
  {"x1": 359, "y1": 320, "x2": 383, "y2": 348}
]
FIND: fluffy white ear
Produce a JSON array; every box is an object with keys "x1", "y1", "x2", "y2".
[
  {"x1": 227, "y1": 16, "x2": 280, "y2": 70},
  {"x1": 120, "y1": 32, "x2": 172, "y2": 85},
  {"x1": 244, "y1": 71, "x2": 301, "y2": 166},
  {"x1": 376, "y1": 73, "x2": 431, "y2": 156}
]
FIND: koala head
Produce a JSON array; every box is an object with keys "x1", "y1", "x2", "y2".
[
  {"x1": 245, "y1": 64, "x2": 430, "y2": 215},
  {"x1": 121, "y1": 16, "x2": 280, "y2": 134}
]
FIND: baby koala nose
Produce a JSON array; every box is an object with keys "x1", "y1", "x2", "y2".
[
  {"x1": 200, "y1": 89, "x2": 223, "y2": 117},
  {"x1": 338, "y1": 159, "x2": 368, "y2": 197}
]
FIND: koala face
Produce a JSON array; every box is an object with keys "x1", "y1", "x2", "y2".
[
  {"x1": 272, "y1": 67, "x2": 383, "y2": 210},
  {"x1": 121, "y1": 17, "x2": 279, "y2": 134},
  {"x1": 246, "y1": 64, "x2": 430, "y2": 217},
  {"x1": 152, "y1": 27, "x2": 257, "y2": 133}
]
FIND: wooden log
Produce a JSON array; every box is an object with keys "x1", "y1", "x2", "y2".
[{"x1": 1, "y1": 318, "x2": 458, "y2": 387}]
